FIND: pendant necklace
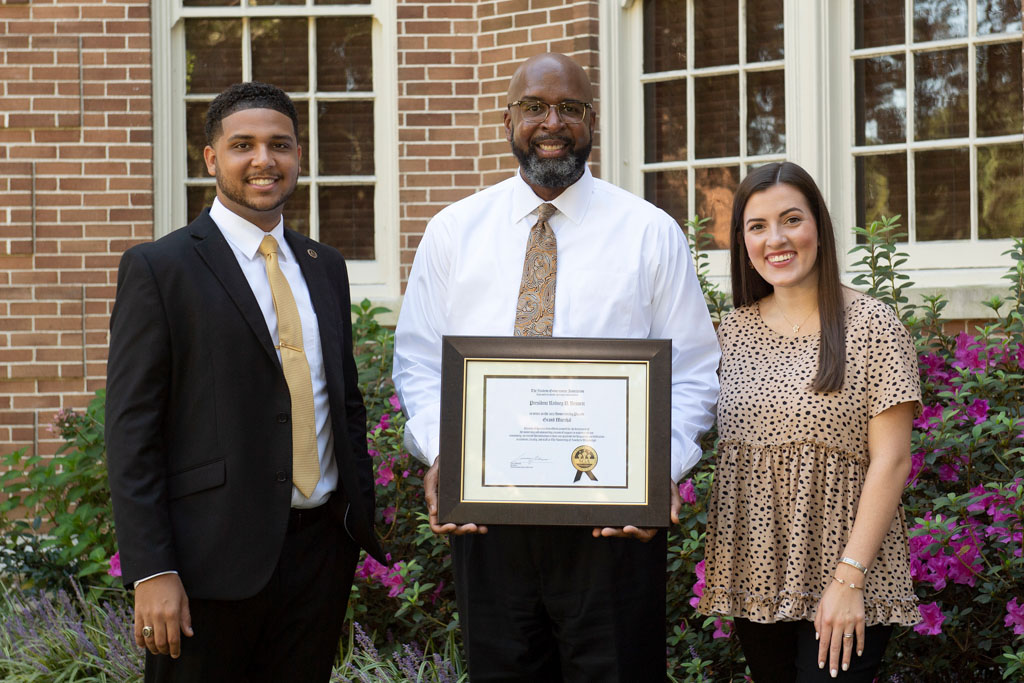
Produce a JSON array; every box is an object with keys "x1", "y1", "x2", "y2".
[{"x1": 776, "y1": 300, "x2": 818, "y2": 334}]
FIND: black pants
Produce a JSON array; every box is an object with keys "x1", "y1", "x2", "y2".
[
  {"x1": 452, "y1": 525, "x2": 668, "y2": 683},
  {"x1": 733, "y1": 618, "x2": 893, "y2": 683},
  {"x1": 144, "y1": 506, "x2": 360, "y2": 683}
]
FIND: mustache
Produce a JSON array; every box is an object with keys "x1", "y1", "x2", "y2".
[{"x1": 529, "y1": 135, "x2": 572, "y2": 148}]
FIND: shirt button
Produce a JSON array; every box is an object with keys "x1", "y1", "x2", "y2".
[
  {"x1": 275, "y1": 471, "x2": 288, "y2": 483},
  {"x1": 277, "y1": 413, "x2": 289, "y2": 423}
]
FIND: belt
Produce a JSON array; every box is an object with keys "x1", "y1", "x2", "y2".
[{"x1": 288, "y1": 503, "x2": 329, "y2": 533}]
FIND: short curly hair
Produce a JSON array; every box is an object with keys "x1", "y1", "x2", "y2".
[{"x1": 204, "y1": 82, "x2": 299, "y2": 146}]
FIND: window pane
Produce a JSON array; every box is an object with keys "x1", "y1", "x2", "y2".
[
  {"x1": 186, "y1": 185, "x2": 218, "y2": 223},
  {"x1": 856, "y1": 153, "x2": 908, "y2": 230},
  {"x1": 913, "y1": 0, "x2": 968, "y2": 41},
  {"x1": 295, "y1": 101, "x2": 310, "y2": 176},
  {"x1": 644, "y1": 170, "x2": 688, "y2": 234},
  {"x1": 316, "y1": 17, "x2": 373, "y2": 92},
  {"x1": 319, "y1": 186, "x2": 374, "y2": 259},
  {"x1": 694, "y1": 1, "x2": 738, "y2": 68},
  {"x1": 185, "y1": 19, "x2": 243, "y2": 95},
  {"x1": 747, "y1": 69, "x2": 785, "y2": 155},
  {"x1": 977, "y1": 43, "x2": 1024, "y2": 137},
  {"x1": 186, "y1": 101, "x2": 211, "y2": 178},
  {"x1": 643, "y1": 0, "x2": 686, "y2": 73},
  {"x1": 747, "y1": 0, "x2": 784, "y2": 62},
  {"x1": 915, "y1": 48, "x2": 968, "y2": 140},
  {"x1": 644, "y1": 80, "x2": 687, "y2": 163},
  {"x1": 855, "y1": 55, "x2": 906, "y2": 145},
  {"x1": 315, "y1": 0, "x2": 372, "y2": 4},
  {"x1": 252, "y1": 18, "x2": 309, "y2": 92},
  {"x1": 915, "y1": 148, "x2": 970, "y2": 240},
  {"x1": 855, "y1": 0, "x2": 906, "y2": 48},
  {"x1": 694, "y1": 75, "x2": 739, "y2": 158},
  {"x1": 695, "y1": 166, "x2": 738, "y2": 249},
  {"x1": 250, "y1": 0, "x2": 305, "y2": 5},
  {"x1": 977, "y1": 0, "x2": 1022, "y2": 34},
  {"x1": 282, "y1": 185, "x2": 310, "y2": 236},
  {"x1": 184, "y1": 0, "x2": 240, "y2": 6},
  {"x1": 978, "y1": 144, "x2": 1024, "y2": 239},
  {"x1": 318, "y1": 101, "x2": 375, "y2": 175}
]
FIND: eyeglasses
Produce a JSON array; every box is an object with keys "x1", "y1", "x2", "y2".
[{"x1": 508, "y1": 99, "x2": 592, "y2": 123}]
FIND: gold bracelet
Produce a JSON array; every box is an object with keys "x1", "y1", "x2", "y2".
[
  {"x1": 838, "y1": 556, "x2": 868, "y2": 574},
  {"x1": 833, "y1": 575, "x2": 863, "y2": 590}
]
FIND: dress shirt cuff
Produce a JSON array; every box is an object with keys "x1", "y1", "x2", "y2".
[
  {"x1": 403, "y1": 413, "x2": 439, "y2": 467},
  {"x1": 133, "y1": 570, "x2": 179, "y2": 589},
  {"x1": 671, "y1": 439, "x2": 704, "y2": 483}
]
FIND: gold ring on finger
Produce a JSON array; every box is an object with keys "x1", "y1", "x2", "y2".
[
  {"x1": 142, "y1": 626, "x2": 154, "y2": 638},
  {"x1": 842, "y1": 633, "x2": 854, "y2": 639}
]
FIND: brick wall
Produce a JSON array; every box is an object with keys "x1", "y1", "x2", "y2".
[
  {"x1": 396, "y1": 0, "x2": 599, "y2": 285},
  {"x1": 0, "y1": 0, "x2": 153, "y2": 459}
]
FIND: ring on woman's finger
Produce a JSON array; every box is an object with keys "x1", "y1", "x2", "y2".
[
  {"x1": 842, "y1": 633, "x2": 854, "y2": 639},
  {"x1": 142, "y1": 626, "x2": 154, "y2": 638}
]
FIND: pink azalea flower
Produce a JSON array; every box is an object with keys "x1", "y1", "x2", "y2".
[
  {"x1": 712, "y1": 617, "x2": 732, "y2": 639},
  {"x1": 374, "y1": 413, "x2": 391, "y2": 433},
  {"x1": 679, "y1": 479, "x2": 696, "y2": 505},
  {"x1": 919, "y1": 353, "x2": 953, "y2": 385},
  {"x1": 1006, "y1": 598, "x2": 1024, "y2": 636},
  {"x1": 1014, "y1": 344, "x2": 1024, "y2": 370},
  {"x1": 914, "y1": 602, "x2": 945, "y2": 635},
  {"x1": 964, "y1": 399, "x2": 989, "y2": 425},
  {"x1": 429, "y1": 579, "x2": 445, "y2": 604},
  {"x1": 937, "y1": 462, "x2": 960, "y2": 483},
  {"x1": 403, "y1": 469, "x2": 410, "y2": 478},
  {"x1": 375, "y1": 466, "x2": 394, "y2": 487},
  {"x1": 389, "y1": 394, "x2": 402, "y2": 412},
  {"x1": 382, "y1": 506, "x2": 396, "y2": 524},
  {"x1": 356, "y1": 554, "x2": 389, "y2": 580},
  {"x1": 906, "y1": 450, "x2": 925, "y2": 486},
  {"x1": 107, "y1": 552, "x2": 121, "y2": 578},
  {"x1": 953, "y1": 333, "x2": 986, "y2": 371},
  {"x1": 689, "y1": 559, "x2": 705, "y2": 609},
  {"x1": 913, "y1": 404, "x2": 944, "y2": 431}
]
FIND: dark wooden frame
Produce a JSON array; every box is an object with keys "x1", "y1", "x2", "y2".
[{"x1": 438, "y1": 335, "x2": 672, "y2": 527}]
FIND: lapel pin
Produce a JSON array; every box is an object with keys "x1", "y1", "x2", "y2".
[{"x1": 307, "y1": 248, "x2": 318, "y2": 259}]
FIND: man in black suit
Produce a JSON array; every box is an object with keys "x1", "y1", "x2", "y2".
[{"x1": 105, "y1": 82, "x2": 383, "y2": 683}]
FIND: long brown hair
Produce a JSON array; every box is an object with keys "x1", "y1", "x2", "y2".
[{"x1": 729, "y1": 162, "x2": 846, "y2": 392}]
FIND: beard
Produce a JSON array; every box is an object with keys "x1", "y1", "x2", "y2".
[
  {"x1": 215, "y1": 168, "x2": 297, "y2": 216},
  {"x1": 511, "y1": 134, "x2": 591, "y2": 189}
]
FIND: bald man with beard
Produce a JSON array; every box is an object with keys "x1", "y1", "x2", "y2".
[{"x1": 393, "y1": 54, "x2": 720, "y2": 682}]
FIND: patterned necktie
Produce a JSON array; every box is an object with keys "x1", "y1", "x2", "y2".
[
  {"x1": 514, "y1": 203, "x2": 558, "y2": 337},
  {"x1": 258, "y1": 235, "x2": 320, "y2": 498}
]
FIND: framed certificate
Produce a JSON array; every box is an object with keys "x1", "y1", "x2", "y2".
[{"x1": 438, "y1": 336, "x2": 671, "y2": 527}]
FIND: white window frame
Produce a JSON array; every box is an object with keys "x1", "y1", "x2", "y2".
[
  {"x1": 151, "y1": 0, "x2": 400, "y2": 304},
  {"x1": 600, "y1": 0, "x2": 1018, "y2": 315}
]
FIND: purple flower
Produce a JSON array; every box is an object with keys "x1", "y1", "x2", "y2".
[
  {"x1": 382, "y1": 506, "x2": 396, "y2": 524},
  {"x1": 389, "y1": 394, "x2": 401, "y2": 412},
  {"x1": 679, "y1": 479, "x2": 696, "y2": 505},
  {"x1": 906, "y1": 451, "x2": 925, "y2": 486},
  {"x1": 919, "y1": 353, "x2": 953, "y2": 385},
  {"x1": 913, "y1": 403, "x2": 944, "y2": 431},
  {"x1": 937, "y1": 462, "x2": 960, "y2": 483},
  {"x1": 712, "y1": 617, "x2": 732, "y2": 639},
  {"x1": 1004, "y1": 598, "x2": 1024, "y2": 636},
  {"x1": 964, "y1": 399, "x2": 989, "y2": 425},
  {"x1": 689, "y1": 559, "x2": 705, "y2": 609},
  {"x1": 914, "y1": 602, "x2": 945, "y2": 635},
  {"x1": 375, "y1": 465, "x2": 394, "y2": 487},
  {"x1": 952, "y1": 333, "x2": 986, "y2": 371},
  {"x1": 107, "y1": 552, "x2": 122, "y2": 578}
]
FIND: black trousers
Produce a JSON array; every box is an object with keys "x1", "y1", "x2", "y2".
[
  {"x1": 733, "y1": 618, "x2": 893, "y2": 683},
  {"x1": 144, "y1": 505, "x2": 360, "y2": 683},
  {"x1": 452, "y1": 525, "x2": 668, "y2": 683}
]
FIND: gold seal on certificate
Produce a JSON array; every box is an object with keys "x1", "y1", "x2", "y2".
[{"x1": 570, "y1": 445, "x2": 598, "y2": 482}]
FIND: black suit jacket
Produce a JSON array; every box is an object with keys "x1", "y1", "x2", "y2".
[{"x1": 105, "y1": 210, "x2": 384, "y2": 600}]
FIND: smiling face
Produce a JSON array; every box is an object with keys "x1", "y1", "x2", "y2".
[
  {"x1": 742, "y1": 183, "x2": 820, "y2": 293},
  {"x1": 503, "y1": 54, "x2": 595, "y2": 200},
  {"x1": 203, "y1": 107, "x2": 301, "y2": 231}
]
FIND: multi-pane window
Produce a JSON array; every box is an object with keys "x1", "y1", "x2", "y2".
[
  {"x1": 177, "y1": 0, "x2": 384, "y2": 262},
  {"x1": 853, "y1": 0, "x2": 1023, "y2": 242},
  {"x1": 641, "y1": 0, "x2": 786, "y2": 249}
]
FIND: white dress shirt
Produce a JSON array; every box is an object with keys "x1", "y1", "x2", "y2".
[
  {"x1": 393, "y1": 166, "x2": 721, "y2": 483},
  {"x1": 211, "y1": 198, "x2": 339, "y2": 509}
]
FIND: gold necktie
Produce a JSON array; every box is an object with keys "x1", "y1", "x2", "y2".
[
  {"x1": 514, "y1": 203, "x2": 558, "y2": 337},
  {"x1": 258, "y1": 235, "x2": 320, "y2": 498}
]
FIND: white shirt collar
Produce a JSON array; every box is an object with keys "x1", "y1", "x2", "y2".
[
  {"x1": 210, "y1": 197, "x2": 289, "y2": 262},
  {"x1": 511, "y1": 164, "x2": 593, "y2": 226}
]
